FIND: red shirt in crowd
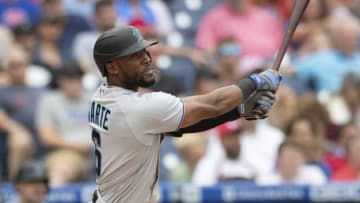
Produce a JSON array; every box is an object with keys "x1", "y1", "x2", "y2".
[{"x1": 332, "y1": 164, "x2": 359, "y2": 181}]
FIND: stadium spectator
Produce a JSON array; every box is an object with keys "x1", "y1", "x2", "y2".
[
  {"x1": 0, "y1": 26, "x2": 14, "y2": 86},
  {"x1": 73, "y1": 0, "x2": 117, "y2": 76},
  {"x1": 291, "y1": 0, "x2": 331, "y2": 57},
  {"x1": 326, "y1": 73, "x2": 360, "y2": 126},
  {"x1": 0, "y1": 109, "x2": 33, "y2": 181},
  {"x1": 239, "y1": 119, "x2": 284, "y2": 175},
  {"x1": 169, "y1": 133, "x2": 205, "y2": 182},
  {"x1": 193, "y1": 69, "x2": 221, "y2": 95},
  {"x1": 192, "y1": 121, "x2": 257, "y2": 186},
  {"x1": 147, "y1": 0, "x2": 175, "y2": 36},
  {"x1": 14, "y1": 160, "x2": 49, "y2": 203},
  {"x1": 115, "y1": 0, "x2": 174, "y2": 37},
  {"x1": 214, "y1": 37, "x2": 242, "y2": 85},
  {"x1": 32, "y1": 16, "x2": 65, "y2": 89},
  {"x1": 9, "y1": 24, "x2": 51, "y2": 88},
  {"x1": 36, "y1": 63, "x2": 92, "y2": 187},
  {"x1": 0, "y1": 45, "x2": 43, "y2": 180},
  {"x1": 11, "y1": 24, "x2": 36, "y2": 56},
  {"x1": 326, "y1": 122, "x2": 357, "y2": 175},
  {"x1": 115, "y1": 0, "x2": 156, "y2": 35},
  {"x1": 268, "y1": 86, "x2": 299, "y2": 131},
  {"x1": 324, "y1": 0, "x2": 354, "y2": 18},
  {"x1": 195, "y1": 0, "x2": 283, "y2": 61},
  {"x1": 40, "y1": 0, "x2": 92, "y2": 60},
  {"x1": 285, "y1": 115, "x2": 330, "y2": 178},
  {"x1": 293, "y1": 16, "x2": 360, "y2": 93},
  {"x1": 332, "y1": 135, "x2": 360, "y2": 181},
  {"x1": 0, "y1": 0, "x2": 41, "y2": 27},
  {"x1": 350, "y1": 0, "x2": 360, "y2": 18},
  {"x1": 62, "y1": 0, "x2": 95, "y2": 18},
  {"x1": 257, "y1": 140, "x2": 327, "y2": 185}
]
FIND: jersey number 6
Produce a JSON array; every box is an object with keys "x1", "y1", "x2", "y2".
[{"x1": 92, "y1": 129, "x2": 102, "y2": 176}]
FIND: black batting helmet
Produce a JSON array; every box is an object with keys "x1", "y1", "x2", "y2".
[{"x1": 93, "y1": 26, "x2": 158, "y2": 76}]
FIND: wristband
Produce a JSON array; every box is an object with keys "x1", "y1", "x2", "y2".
[{"x1": 237, "y1": 78, "x2": 256, "y2": 99}]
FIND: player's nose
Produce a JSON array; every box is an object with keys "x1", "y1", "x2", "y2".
[{"x1": 143, "y1": 52, "x2": 151, "y2": 66}]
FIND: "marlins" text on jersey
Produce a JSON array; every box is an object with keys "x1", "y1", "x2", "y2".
[{"x1": 89, "y1": 101, "x2": 111, "y2": 130}]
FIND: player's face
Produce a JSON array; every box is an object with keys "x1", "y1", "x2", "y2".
[{"x1": 113, "y1": 49, "x2": 157, "y2": 88}]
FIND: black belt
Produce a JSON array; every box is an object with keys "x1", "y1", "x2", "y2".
[{"x1": 92, "y1": 190, "x2": 98, "y2": 203}]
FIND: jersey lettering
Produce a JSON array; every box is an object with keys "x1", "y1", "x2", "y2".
[{"x1": 89, "y1": 101, "x2": 111, "y2": 130}]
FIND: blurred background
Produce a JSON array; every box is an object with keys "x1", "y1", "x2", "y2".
[{"x1": 0, "y1": 0, "x2": 360, "y2": 202}]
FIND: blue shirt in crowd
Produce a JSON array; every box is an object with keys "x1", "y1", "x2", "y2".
[{"x1": 294, "y1": 49, "x2": 360, "y2": 93}]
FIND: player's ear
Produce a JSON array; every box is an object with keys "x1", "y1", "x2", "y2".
[{"x1": 105, "y1": 62, "x2": 118, "y2": 75}]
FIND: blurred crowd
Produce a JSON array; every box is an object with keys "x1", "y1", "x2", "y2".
[{"x1": 0, "y1": 0, "x2": 360, "y2": 198}]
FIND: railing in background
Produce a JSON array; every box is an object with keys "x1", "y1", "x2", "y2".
[{"x1": 1, "y1": 182, "x2": 360, "y2": 203}]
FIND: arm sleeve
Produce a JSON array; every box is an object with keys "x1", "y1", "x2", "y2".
[
  {"x1": 128, "y1": 92, "x2": 184, "y2": 134},
  {"x1": 167, "y1": 107, "x2": 240, "y2": 136}
]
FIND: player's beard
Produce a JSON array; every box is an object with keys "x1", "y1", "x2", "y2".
[
  {"x1": 138, "y1": 77, "x2": 156, "y2": 88},
  {"x1": 138, "y1": 69, "x2": 158, "y2": 88}
]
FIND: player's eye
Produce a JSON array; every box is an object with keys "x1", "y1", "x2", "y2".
[{"x1": 131, "y1": 49, "x2": 145, "y2": 59}]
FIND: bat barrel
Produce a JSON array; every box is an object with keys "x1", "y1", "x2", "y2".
[{"x1": 272, "y1": 0, "x2": 310, "y2": 71}]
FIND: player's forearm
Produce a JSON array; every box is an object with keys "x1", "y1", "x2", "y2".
[
  {"x1": 181, "y1": 80, "x2": 255, "y2": 128},
  {"x1": 198, "y1": 85, "x2": 244, "y2": 117}
]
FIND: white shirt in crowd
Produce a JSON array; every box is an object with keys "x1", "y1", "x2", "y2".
[{"x1": 256, "y1": 165, "x2": 327, "y2": 186}]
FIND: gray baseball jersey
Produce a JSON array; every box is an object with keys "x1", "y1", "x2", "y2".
[{"x1": 88, "y1": 82, "x2": 184, "y2": 203}]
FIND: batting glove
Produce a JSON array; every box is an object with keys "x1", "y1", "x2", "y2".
[
  {"x1": 249, "y1": 69, "x2": 282, "y2": 91},
  {"x1": 238, "y1": 90, "x2": 276, "y2": 120}
]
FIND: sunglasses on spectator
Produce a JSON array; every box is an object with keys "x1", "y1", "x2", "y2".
[{"x1": 218, "y1": 44, "x2": 241, "y2": 56}]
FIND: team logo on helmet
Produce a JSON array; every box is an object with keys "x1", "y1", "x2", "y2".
[{"x1": 132, "y1": 28, "x2": 143, "y2": 43}]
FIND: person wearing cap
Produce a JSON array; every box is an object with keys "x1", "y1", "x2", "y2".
[
  {"x1": 36, "y1": 63, "x2": 92, "y2": 187},
  {"x1": 192, "y1": 121, "x2": 256, "y2": 186},
  {"x1": 14, "y1": 160, "x2": 49, "y2": 203},
  {"x1": 89, "y1": 25, "x2": 281, "y2": 203}
]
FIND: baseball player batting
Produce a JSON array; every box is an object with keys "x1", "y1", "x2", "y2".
[{"x1": 89, "y1": 25, "x2": 281, "y2": 203}]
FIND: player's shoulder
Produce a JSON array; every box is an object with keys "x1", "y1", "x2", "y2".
[
  {"x1": 138, "y1": 91, "x2": 179, "y2": 103},
  {"x1": 112, "y1": 91, "x2": 180, "y2": 114}
]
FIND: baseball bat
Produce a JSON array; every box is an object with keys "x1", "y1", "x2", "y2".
[{"x1": 272, "y1": 0, "x2": 310, "y2": 71}]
